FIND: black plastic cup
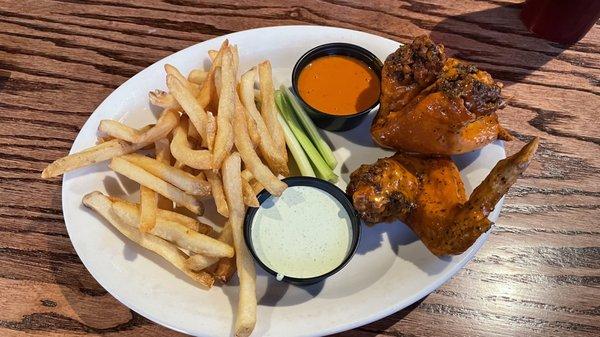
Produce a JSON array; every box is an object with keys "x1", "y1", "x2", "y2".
[
  {"x1": 243, "y1": 176, "x2": 361, "y2": 286},
  {"x1": 291, "y1": 43, "x2": 383, "y2": 132}
]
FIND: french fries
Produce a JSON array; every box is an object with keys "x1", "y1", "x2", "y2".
[
  {"x1": 241, "y1": 169, "x2": 253, "y2": 181},
  {"x1": 208, "y1": 50, "x2": 218, "y2": 61},
  {"x1": 205, "y1": 111, "x2": 216, "y2": 150},
  {"x1": 205, "y1": 170, "x2": 229, "y2": 217},
  {"x1": 121, "y1": 153, "x2": 210, "y2": 196},
  {"x1": 165, "y1": 64, "x2": 201, "y2": 96},
  {"x1": 250, "y1": 180, "x2": 265, "y2": 195},
  {"x1": 198, "y1": 40, "x2": 228, "y2": 111},
  {"x1": 110, "y1": 157, "x2": 203, "y2": 214},
  {"x1": 233, "y1": 89, "x2": 287, "y2": 196},
  {"x1": 149, "y1": 89, "x2": 179, "y2": 109},
  {"x1": 167, "y1": 75, "x2": 209, "y2": 146},
  {"x1": 188, "y1": 119, "x2": 201, "y2": 143},
  {"x1": 214, "y1": 254, "x2": 236, "y2": 283},
  {"x1": 213, "y1": 221, "x2": 236, "y2": 283},
  {"x1": 258, "y1": 61, "x2": 288, "y2": 175},
  {"x1": 240, "y1": 69, "x2": 285, "y2": 174},
  {"x1": 212, "y1": 49, "x2": 236, "y2": 168},
  {"x1": 43, "y1": 109, "x2": 180, "y2": 178},
  {"x1": 42, "y1": 139, "x2": 148, "y2": 179},
  {"x1": 44, "y1": 43, "x2": 293, "y2": 337},
  {"x1": 83, "y1": 192, "x2": 214, "y2": 288},
  {"x1": 139, "y1": 185, "x2": 158, "y2": 232},
  {"x1": 112, "y1": 201, "x2": 233, "y2": 258},
  {"x1": 187, "y1": 221, "x2": 233, "y2": 271},
  {"x1": 241, "y1": 177, "x2": 259, "y2": 207},
  {"x1": 155, "y1": 138, "x2": 174, "y2": 210},
  {"x1": 111, "y1": 199, "x2": 213, "y2": 235},
  {"x1": 170, "y1": 120, "x2": 213, "y2": 170},
  {"x1": 222, "y1": 153, "x2": 257, "y2": 336},
  {"x1": 99, "y1": 109, "x2": 179, "y2": 144},
  {"x1": 188, "y1": 69, "x2": 208, "y2": 85}
]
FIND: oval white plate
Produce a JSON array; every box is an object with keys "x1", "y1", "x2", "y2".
[{"x1": 62, "y1": 25, "x2": 505, "y2": 337}]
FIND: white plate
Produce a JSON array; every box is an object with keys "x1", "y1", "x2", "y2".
[{"x1": 62, "y1": 25, "x2": 506, "y2": 337}]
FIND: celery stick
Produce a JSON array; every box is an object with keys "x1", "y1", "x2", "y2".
[
  {"x1": 275, "y1": 91, "x2": 338, "y2": 182},
  {"x1": 276, "y1": 114, "x2": 315, "y2": 177},
  {"x1": 281, "y1": 86, "x2": 338, "y2": 169}
]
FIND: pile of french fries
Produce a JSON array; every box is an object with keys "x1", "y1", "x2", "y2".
[{"x1": 42, "y1": 40, "x2": 290, "y2": 337}]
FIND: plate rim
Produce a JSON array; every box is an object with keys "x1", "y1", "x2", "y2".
[{"x1": 61, "y1": 24, "x2": 504, "y2": 337}]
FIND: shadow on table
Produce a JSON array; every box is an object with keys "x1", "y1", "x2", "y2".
[
  {"x1": 429, "y1": 3, "x2": 569, "y2": 88},
  {"x1": 329, "y1": 299, "x2": 425, "y2": 337}
]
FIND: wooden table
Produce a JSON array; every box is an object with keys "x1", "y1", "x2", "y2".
[{"x1": 1, "y1": 1, "x2": 598, "y2": 336}]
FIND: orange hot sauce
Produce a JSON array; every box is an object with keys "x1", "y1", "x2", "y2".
[{"x1": 297, "y1": 55, "x2": 380, "y2": 116}]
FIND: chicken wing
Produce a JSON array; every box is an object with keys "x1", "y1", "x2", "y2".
[
  {"x1": 372, "y1": 36, "x2": 513, "y2": 155},
  {"x1": 347, "y1": 138, "x2": 539, "y2": 256}
]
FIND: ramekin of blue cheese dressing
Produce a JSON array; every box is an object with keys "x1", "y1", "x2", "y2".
[{"x1": 250, "y1": 185, "x2": 354, "y2": 280}]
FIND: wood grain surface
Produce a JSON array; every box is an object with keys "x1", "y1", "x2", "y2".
[{"x1": 0, "y1": 0, "x2": 598, "y2": 336}]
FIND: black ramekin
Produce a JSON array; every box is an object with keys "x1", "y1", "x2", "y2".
[
  {"x1": 243, "y1": 176, "x2": 361, "y2": 286},
  {"x1": 291, "y1": 43, "x2": 383, "y2": 132}
]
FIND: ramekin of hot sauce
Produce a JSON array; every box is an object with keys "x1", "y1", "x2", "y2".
[{"x1": 291, "y1": 43, "x2": 383, "y2": 131}]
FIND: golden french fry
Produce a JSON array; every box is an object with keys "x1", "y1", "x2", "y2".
[
  {"x1": 42, "y1": 139, "x2": 145, "y2": 179},
  {"x1": 121, "y1": 153, "x2": 210, "y2": 197},
  {"x1": 208, "y1": 50, "x2": 218, "y2": 61},
  {"x1": 214, "y1": 255, "x2": 236, "y2": 283},
  {"x1": 82, "y1": 192, "x2": 214, "y2": 288},
  {"x1": 239, "y1": 69, "x2": 287, "y2": 174},
  {"x1": 99, "y1": 109, "x2": 179, "y2": 144},
  {"x1": 43, "y1": 123, "x2": 160, "y2": 179},
  {"x1": 186, "y1": 221, "x2": 233, "y2": 271},
  {"x1": 233, "y1": 89, "x2": 287, "y2": 196},
  {"x1": 167, "y1": 75, "x2": 209, "y2": 146},
  {"x1": 212, "y1": 50, "x2": 236, "y2": 168},
  {"x1": 188, "y1": 69, "x2": 208, "y2": 85},
  {"x1": 139, "y1": 185, "x2": 158, "y2": 232},
  {"x1": 214, "y1": 67, "x2": 222, "y2": 93},
  {"x1": 97, "y1": 123, "x2": 152, "y2": 144},
  {"x1": 241, "y1": 177, "x2": 259, "y2": 207},
  {"x1": 205, "y1": 170, "x2": 229, "y2": 217},
  {"x1": 165, "y1": 64, "x2": 201, "y2": 96},
  {"x1": 174, "y1": 160, "x2": 186, "y2": 169},
  {"x1": 159, "y1": 212, "x2": 212, "y2": 236},
  {"x1": 109, "y1": 157, "x2": 203, "y2": 214},
  {"x1": 250, "y1": 180, "x2": 264, "y2": 195},
  {"x1": 111, "y1": 199, "x2": 213, "y2": 234},
  {"x1": 170, "y1": 120, "x2": 213, "y2": 170},
  {"x1": 236, "y1": 79, "x2": 260, "y2": 147},
  {"x1": 222, "y1": 153, "x2": 257, "y2": 337},
  {"x1": 186, "y1": 254, "x2": 217, "y2": 272},
  {"x1": 258, "y1": 61, "x2": 288, "y2": 173},
  {"x1": 188, "y1": 118, "x2": 201, "y2": 142},
  {"x1": 215, "y1": 68, "x2": 260, "y2": 146},
  {"x1": 241, "y1": 169, "x2": 253, "y2": 182},
  {"x1": 97, "y1": 120, "x2": 140, "y2": 143},
  {"x1": 231, "y1": 45, "x2": 239, "y2": 77},
  {"x1": 198, "y1": 40, "x2": 229, "y2": 111},
  {"x1": 112, "y1": 200, "x2": 233, "y2": 258},
  {"x1": 155, "y1": 138, "x2": 172, "y2": 164},
  {"x1": 97, "y1": 134, "x2": 114, "y2": 143},
  {"x1": 149, "y1": 89, "x2": 179, "y2": 109},
  {"x1": 245, "y1": 108, "x2": 261, "y2": 147},
  {"x1": 155, "y1": 138, "x2": 174, "y2": 210},
  {"x1": 205, "y1": 111, "x2": 216, "y2": 152}
]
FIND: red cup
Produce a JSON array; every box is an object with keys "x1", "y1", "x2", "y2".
[{"x1": 521, "y1": 0, "x2": 600, "y2": 45}]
